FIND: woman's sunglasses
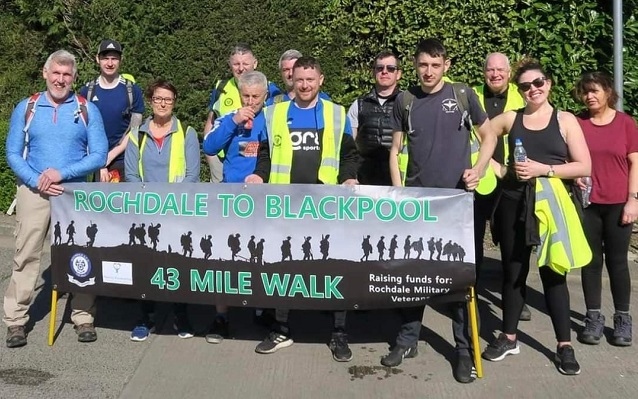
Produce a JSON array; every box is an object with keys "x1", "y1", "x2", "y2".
[{"x1": 517, "y1": 77, "x2": 547, "y2": 92}]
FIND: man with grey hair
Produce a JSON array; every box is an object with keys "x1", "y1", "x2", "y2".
[
  {"x1": 202, "y1": 70, "x2": 270, "y2": 342},
  {"x1": 4, "y1": 50, "x2": 108, "y2": 347},
  {"x1": 203, "y1": 44, "x2": 281, "y2": 182},
  {"x1": 472, "y1": 52, "x2": 530, "y2": 321},
  {"x1": 267, "y1": 49, "x2": 330, "y2": 105}
]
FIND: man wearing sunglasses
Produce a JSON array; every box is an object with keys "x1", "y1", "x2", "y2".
[
  {"x1": 347, "y1": 50, "x2": 402, "y2": 186},
  {"x1": 472, "y1": 53, "x2": 531, "y2": 321}
]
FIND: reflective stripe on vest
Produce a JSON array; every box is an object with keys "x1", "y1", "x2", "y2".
[
  {"x1": 534, "y1": 177, "x2": 592, "y2": 275},
  {"x1": 265, "y1": 99, "x2": 344, "y2": 184},
  {"x1": 128, "y1": 120, "x2": 187, "y2": 182},
  {"x1": 474, "y1": 83, "x2": 526, "y2": 165}
]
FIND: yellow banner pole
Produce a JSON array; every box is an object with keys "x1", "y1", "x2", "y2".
[
  {"x1": 48, "y1": 289, "x2": 58, "y2": 346},
  {"x1": 468, "y1": 286, "x2": 483, "y2": 378}
]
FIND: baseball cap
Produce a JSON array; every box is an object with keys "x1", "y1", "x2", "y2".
[{"x1": 98, "y1": 39, "x2": 123, "y2": 55}]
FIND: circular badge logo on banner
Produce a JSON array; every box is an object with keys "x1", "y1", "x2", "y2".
[
  {"x1": 224, "y1": 98, "x2": 233, "y2": 107},
  {"x1": 70, "y1": 253, "x2": 92, "y2": 278}
]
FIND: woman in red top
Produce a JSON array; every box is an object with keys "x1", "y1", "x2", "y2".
[{"x1": 575, "y1": 71, "x2": 638, "y2": 347}]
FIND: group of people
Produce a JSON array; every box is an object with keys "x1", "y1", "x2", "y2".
[{"x1": 3, "y1": 36, "x2": 636, "y2": 385}]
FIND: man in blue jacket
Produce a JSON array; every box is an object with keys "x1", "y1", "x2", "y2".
[
  {"x1": 3, "y1": 50, "x2": 108, "y2": 348},
  {"x1": 202, "y1": 70, "x2": 269, "y2": 342}
]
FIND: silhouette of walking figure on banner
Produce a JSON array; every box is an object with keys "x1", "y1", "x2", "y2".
[
  {"x1": 86, "y1": 222, "x2": 98, "y2": 247},
  {"x1": 458, "y1": 245, "x2": 466, "y2": 262},
  {"x1": 412, "y1": 237, "x2": 424, "y2": 259},
  {"x1": 128, "y1": 223, "x2": 136, "y2": 245},
  {"x1": 248, "y1": 235, "x2": 257, "y2": 263},
  {"x1": 435, "y1": 238, "x2": 443, "y2": 261},
  {"x1": 361, "y1": 235, "x2": 373, "y2": 261},
  {"x1": 389, "y1": 234, "x2": 398, "y2": 260},
  {"x1": 181, "y1": 231, "x2": 193, "y2": 257},
  {"x1": 148, "y1": 223, "x2": 161, "y2": 250},
  {"x1": 53, "y1": 221, "x2": 62, "y2": 245},
  {"x1": 256, "y1": 238, "x2": 265, "y2": 266},
  {"x1": 135, "y1": 223, "x2": 147, "y2": 246},
  {"x1": 403, "y1": 235, "x2": 411, "y2": 259},
  {"x1": 320, "y1": 234, "x2": 330, "y2": 260},
  {"x1": 443, "y1": 240, "x2": 453, "y2": 261},
  {"x1": 427, "y1": 237, "x2": 435, "y2": 260},
  {"x1": 66, "y1": 220, "x2": 75, "y2": 245},
  {"x1": 228, "y1": 233, "x2": 241, "y2": 261},
  {"x1": 281, "y1": 236, "x2": 292, "y2": 261},
  {"x1": 200, "y1": 235, "x2": 213, "y2": 259},
  {"x1": 377, "y1": 236, "x2": 386, "y2": 261},
  {"x1": 302, "y1": 236, "x2": 313, "y2": 260}
]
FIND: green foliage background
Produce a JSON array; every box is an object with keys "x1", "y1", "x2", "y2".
[{"x1": 0, "y1": 0, "x2": 636, "y2": 211}]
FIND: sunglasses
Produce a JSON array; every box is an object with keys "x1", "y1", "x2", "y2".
[
  {"x1": 517, "y1": 77, "x2": 547, "y2": 92},
  {"x1": 374, "y1": 65, "x2": 398, "y2": 73}
]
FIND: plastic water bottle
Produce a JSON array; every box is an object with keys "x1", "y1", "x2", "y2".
[
  {"x1": 581, "y1": 176, "x2": 592, "y2": 208},
  {"x1": 513, "y1": 139, "x2": 527, "y2": 180},
  {"x1": 513, "y1": 138, "x2": 527, "y2": 163}
]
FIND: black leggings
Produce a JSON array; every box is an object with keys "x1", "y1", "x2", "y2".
[
  {"x1": 497, "y1": 194, "x2": 572, "y2": 342},
  {"x1": 581, "y1": 203, "x2": 632, "y2": 312}
]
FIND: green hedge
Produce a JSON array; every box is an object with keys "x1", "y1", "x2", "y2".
[{"x1": 1, "y1": 0, "x2": 637, "y2": 208}]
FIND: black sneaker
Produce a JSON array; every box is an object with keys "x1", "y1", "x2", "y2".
[
  {"x1": 173, "y1": 315, "x2": 194, "y2": 339},
  {"x1": 519, "y1": 304, "x2": 532, "y2": 321},
  {"x1": 6, "y1": 326, "x2": 27, "y2": 348},
  {"x1": 555, "y1": 345, "x2": 581, "y2": 375},
  {"x1": 255, "y1": 331, "x2": 293, "y2": 354},
  {"x1": 611, "y1": 313, "x2": 632, "y2": 347},
  {"x1": 482, "y1": 333, "x2": 520, "y2": 361},
  {"x1": 205, "y1": 317, "x2": 229, "y2": 344},
  {"x1": 579, "y1": 311, "x2": 605, "y2": 345},
  {"x1": 453, "y1": 352, "x2": 476, "y2": 384},
  {"x1": 329, "y1": 331, "x2": 353, "y2": 362},
  {"x1": 380, "y1": 344, "x2": 418, "y2": 367},
  {"x1": 75, "y1": 323, "x2": 97, "y2": 343}
]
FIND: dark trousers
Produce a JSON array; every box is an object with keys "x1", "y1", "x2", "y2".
[
  {"x1": 394, "y1": 196, "x2": 483, "y2": 352},
  {"x1": 274, "y1": 309, "x2": 346, "y2": 333},
  {"x1": 581, "y1": 203, "x2": 632, "y2": 312},
  {"x1": 140, "y1": 301, "x2": 188, "y2": 320},
  {"x1": 497, "y1": 194, "x2": 571, "y2": 342}
]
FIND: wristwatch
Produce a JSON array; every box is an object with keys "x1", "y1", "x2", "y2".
[
  {"x1": 547, "y1": 165, "x2": 555, "y2": 177},
  {"x1": 630, "y1": 192, "x2": 638, "y2": 200}
]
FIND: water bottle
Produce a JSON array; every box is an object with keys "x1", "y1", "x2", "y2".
[
  {"x1": 513, "y1": 138, "x2": 527, "y2": 163},
  {"x1": 581, "y1": 176, "x2": 592, "y2": 208},
  {"x1": 513, "y1": 139, "x2": 527, "y2": 180}
]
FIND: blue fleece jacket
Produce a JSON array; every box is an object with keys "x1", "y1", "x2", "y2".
[
  {"x1": 6, "y1": 92, "x2": 108, "y2": 188},
  {"x1": 202, "y1": 110, "x2": 266, "y2": 182}
]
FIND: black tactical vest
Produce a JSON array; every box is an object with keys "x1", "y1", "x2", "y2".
[{"x1": 356, "y1": 88, "x2": 400, "y2": 156}]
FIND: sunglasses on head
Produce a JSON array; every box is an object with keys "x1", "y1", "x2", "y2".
[
  {"x1": 517, "y1": 77, "x2": 547, "y2": 92},
  {"x1": 374, "y1": 65, "x2": 398, "y2": 73}
]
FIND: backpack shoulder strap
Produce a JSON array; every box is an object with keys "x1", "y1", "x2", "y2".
[
  {"x1": 23, "y1": 92, "x2": 41, "y2": 132},
  {"x1": 86, "y1": 80, "x2": 97, "y2": 102},
  {"x1": 213, "y1": 78, "x2": 230, "y2": 105},
  {"x1": 401, "y1": 88, "x2": 416, "y2": 132},
  {"x1": 451, "y1": 82, "x2": 472, "y2": 130},
  {"x1": 75, "y1": 94, "x2": 89, "y2": 127},
  {"x1": 124, "y1": 78, "x2": 134, "y2": 115}
]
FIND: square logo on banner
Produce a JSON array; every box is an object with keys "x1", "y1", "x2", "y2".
[{"x1": 102, "y1": 261, "x2": 133, "y2": 285}]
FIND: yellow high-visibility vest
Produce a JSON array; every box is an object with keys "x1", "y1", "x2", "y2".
[
  {"x1": 473, "y1": 83, "x2": 526, "y2": 165},
  {"x1": 128, "y1": 120, "x2": 186, "y2": 183},
  {"x1": 535, "y1": 177, "x2": 592, "y2": 275},
  {"x1": 264, "y1": 99, "x2": 345, "y2": 184}
]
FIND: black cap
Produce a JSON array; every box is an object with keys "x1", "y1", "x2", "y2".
[{"x1": 98, "y1": 39, "x2": 123, "y2": 55}]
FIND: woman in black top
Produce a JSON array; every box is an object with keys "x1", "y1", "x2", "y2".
[{"x1": 482, "y1": 59, "x2": 591, "y2": 375}]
